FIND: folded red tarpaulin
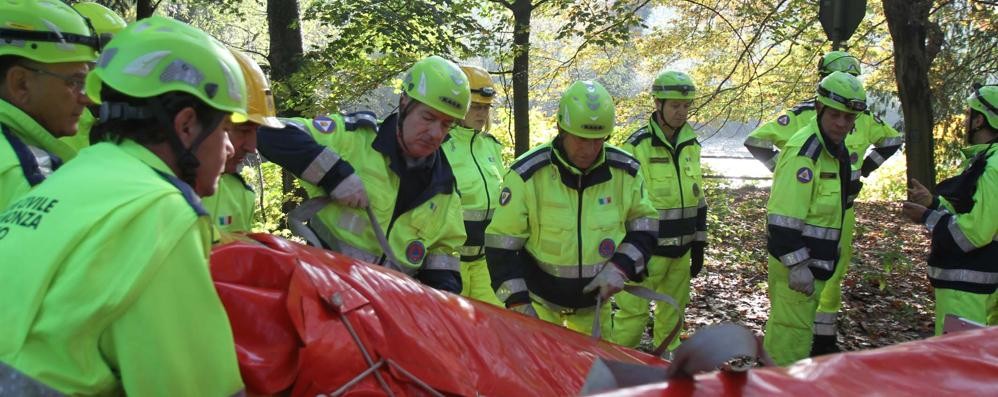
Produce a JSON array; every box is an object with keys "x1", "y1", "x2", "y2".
[{"x1": 211, "y1": 234, "x2": 667, "y2": 396}]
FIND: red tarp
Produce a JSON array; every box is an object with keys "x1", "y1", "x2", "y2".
[
  {"x1": 592, "y1": 326, "x2": 998, "y2": 397},
  {"x1": 210, "y1": 234, "x2": 666, "y2": 396}
]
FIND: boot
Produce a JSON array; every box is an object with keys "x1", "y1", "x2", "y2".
[{"x1": 810, "y1": 334, "x2": 841, "y2": 357}]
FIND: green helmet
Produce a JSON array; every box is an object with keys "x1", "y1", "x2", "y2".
[
  {"x1": 401, "y1": 55, "x2": 470, "y2": 120},
  {"x1": 557, "y1": 80, "x2": 615, "y2": 139},
  {"x1": 73, "y1": 2, "x2": 128, "y2": 36},
  {"x1": 651, "y1": 71, "x2": 697, "y2": 100},
  {"x1": 0, "y1": 0, "x2": 99, "y2": 63},
  {"x1": 819, "y1": 51, "x2": 861, "y2": 76},
  {"x1": 84, "y1": 16, "x2": 248, "y2": 123},
  {"x1": 816, "y1": 71, "x2": 867, "y2": 114},
  {"x1": 967, "y1": 85, "x2": 998, "y2": 129}
]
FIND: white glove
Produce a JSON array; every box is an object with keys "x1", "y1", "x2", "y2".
[
  {"x1": 583, "y1": 263, "x2": 628, "y2": 300},
  {"x1": 788, "y1": 262, "x2": 815, "y2": 296},
  {"x1": 330, "y1": 174, "x2": 369, "y2": 208},
  {"x1": 510, "y1": 303, "x2": 538, "y2": 318}
]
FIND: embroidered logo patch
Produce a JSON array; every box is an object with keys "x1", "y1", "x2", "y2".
[
  {"x1": 850, "y1": 152, "x2": 859, "y2": 164},
  {"x1": 313, "y1": 116, "x2": 335, "y2": 133},
  {"x1": 218, "y1": 215, "x2": 232, "y2": 226},
  {"x1": 796, "y1": 167, "x2": 813, "y2": 183},
  {"x1": 692, "y1": 182, "x2": 701, "y2": 197},
  {"x1": 598, "y1": 238, "x2": 616, "y2": 258},
  {"x1": 777, "y1": 115, "x2": 790, "y2": 126},
  {"x1": 499, "y1": 187, "x2": 511, "y2": 206},
  {"x1": 405, "y1": 240, "x2": 426, "y2": 264},
  {"x1": 598, "y1": 196, "x2": 612, "y2": 205}
]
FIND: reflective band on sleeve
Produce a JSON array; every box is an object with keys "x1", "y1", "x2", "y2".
[
  {"x1": 744, "y1": 136, "x2": 774, "y2": 150},
  {"x1": 876, "y1": 136, "x2": 903, "y2": 147},
  {"x1": 867, "y1": 151, "x2": 886, "y2": 166},
  {"x1": 495, "y1": 278, "x2": 528, "y2": 302},
  {"x1": 768, "y1": 214, "x2": 806, "y2": 231},
  {"x1": 626, "y1": 217, "x2": 658, "y2": 232},
  {"x1": 924, "y1": 210, "x2": 945, "y2": 232},
  {"x1": 301, "y1": 150, "x2": 342, "y2": 185},
  {"x1": 484, "y1": 234, "x2": 526, "y2": 250},
  {"x1": 802, "y1": 224, "x2": 840, "y2": 241},
  {"x1": 694, "y1": 231, "x2": 707, "y2": 242},
  {"x1": 659, "y1": 207, "x2": 699, "y2": 221},
  {"x1": 658, "y1": 233, "x2": 696, "y2": 247},
  {"x1": 948, "y1": 218, "x2": 979, "y2": 253},
  {"x1": 929, "y1": 267, "x2": 998, "y2": 285},
  {"x1": 617, "y1": 242, "x2": 643, "y2": 263},
  {"x1": 779, "y1": 247, "x2": 810, "y2": 267},
  {"x1": 425, "y1": 254, "x2": 461, "y2": 271},
  {"x1": 459, "y1": 245, "x2": 484, "y2": 257},
  {"x1": 809, "y1": 259, "x2": 834, "y2": 271}
]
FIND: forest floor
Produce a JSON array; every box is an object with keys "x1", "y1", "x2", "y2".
[{"x1": 635, "y1": 184, "x2": 935, "y2": 353}]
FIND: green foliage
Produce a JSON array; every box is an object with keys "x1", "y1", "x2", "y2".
[{"x1": 241, "y1": 161, "x2": 301, "y2": 238}]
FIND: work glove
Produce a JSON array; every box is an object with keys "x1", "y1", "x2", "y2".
[
  {"x1": 583, "y1": 262, "x2": 628, "y2": 300},
  {"x1": 691, "y1": 243, "x2": 706, "y2": 278},
  {"x1": 509, "y1": 303, "x2": 538, "y2": 319},
  {"x1": 787, "y1": 261, "x2": 815, "y2": 296},
  {"x1": 330, "y1": 174, "x2": 369, "y2": 208}
]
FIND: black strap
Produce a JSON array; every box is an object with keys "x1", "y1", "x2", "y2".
[{"x1": 0, "y1": 28, "x2": 99, "y2": 51}]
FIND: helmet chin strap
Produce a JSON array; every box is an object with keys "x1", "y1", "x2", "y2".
[
  {"x1": 396, "y1": 97, "x2": 419, "y2": 158},
  {"x1": 150, "y1": 95, "x2": 224, "y2": 188}
]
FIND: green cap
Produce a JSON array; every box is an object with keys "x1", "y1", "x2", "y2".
[
  {"x1": 652, "y1": 71, "x2": 696, "y2": 100},
  {"x1": 967, "y1": 85, "x2": 998, "y2": 129},
  {"x1": 401, "y1": 55, "x2": 471, "y2": 120},
  {"x1": 84, "y1": 16, "x2": 247, "y2": 123},
  {"x1": 558, "y1": 80, "x2": 615, "y2": 139},
  {"x1": 819, "y1": 51, "x2": 861, "y2": 76},
  {"x1": 0, "y1": 0, "x2": 99, "y2": 63}
]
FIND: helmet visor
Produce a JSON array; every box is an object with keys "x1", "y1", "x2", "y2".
[{"x1": 818, "y1": 86, "x2": 867, "y2": 112}]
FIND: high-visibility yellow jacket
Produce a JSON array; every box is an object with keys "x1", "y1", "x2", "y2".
[
  {"x1": 257, "y1": 112, "x2": 466, "y2": 293},
  {"x1": 202, "y1": 172, "x2": 256, "y2": 233},
  {"x1": 621, "y1": 116, "x2": 707, "y2": 258},
  {"x1": 0, "y1": 99, "x2": 78, "y2": 209},
  {"x1": 766, "y1": 122, "x2": 859, "y2": 280},
  {"x1": 0, "y1": 140, "x2": 243, "y2": 396},
  {"x1": 441, "y1": 125, "x2": 505, "y2": 261},
  {"x1": 485, "y1": 138, "x2": 659, "y2": 309},
  {"x1": 921, "y1": 142, "x2": 997, "y2": 293}
]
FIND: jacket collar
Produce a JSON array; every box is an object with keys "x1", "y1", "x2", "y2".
[{"x1": 0, "y1": 98, "x2": 77, "y2": 161}]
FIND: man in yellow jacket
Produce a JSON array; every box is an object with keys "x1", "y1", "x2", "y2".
[
  {"x1": 443, "y1": 65, "x2": 505, "y2": 305},
  {"x1": 0, "y1": 0, "x2": 99, "y2": 209},
  {"x1": 257, "y1": 56, "x2": 470, "y2": 293},
  {"x1": 744, "y1": 51, "x2": 903, "y2": 354},
  {"x1": 616, "y1": 71, "x2": 706, "y2": 352},
  {"x1": 764, "y1": 71, "x2": 866, "y2": 365},
  {"x1": 0, "y1": 16, "x2": 246, "y2": 395},
  {"x1": 485, "y1": 80, "x2": 659, "y2": 337},
  {"x1": 201, "y1": 49, "x2": 285, "y2": 234}
]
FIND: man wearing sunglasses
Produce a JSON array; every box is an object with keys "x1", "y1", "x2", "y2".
[
  {"x1": 744, "y1": 50, "x2": 903, "y2": 355},
  {"x1": 764, "y1": 71, "x2": 867, "y2": 365},
  {"x1": 614, "y1": 71, "x2": 707, "y2": 353},
  {"x1": 902, "y1": 84, "x2": 997, "y2": 335},
  {"x1": 0, "y1": 0, "x2": 100, "y2": 209}
]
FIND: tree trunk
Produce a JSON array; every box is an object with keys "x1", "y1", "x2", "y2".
[
  {"x1": 267, "y1": 0, "x2": 307, "y2": 225},
  {"x1": 883, "y1": 0, "x2": 936, "y2": 190},
  {"x1": 511, "y1": 0, "x2": 532, "y2": 156},
  {"x1": 136, "y1": 0, "x2": 156, "y2": 19}
]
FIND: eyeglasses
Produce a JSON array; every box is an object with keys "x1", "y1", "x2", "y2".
[
  {"x1": 17, "y1": 64, "x2": 87, "y2": 95},
  {"x1": 817, "y1": 86, "x2": 867, "y2": 112},
  {"x1": 471, "y1": 87, "x2": 496, "y2": 97}
]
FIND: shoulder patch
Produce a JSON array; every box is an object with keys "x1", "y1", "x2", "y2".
[
  {"x1": 625, "y1": 126, "x2": 653, "y2": 146},
  {"x1": 796, "y1": 167, "x2": 813, "y2": 183},
  {"x1": 797, "y1": 134, "x2": 822, "y2": 162},
  {"x1": 605, "y1": 146, "x2": 640, "y2": 177},
  {"x1": 312, "y1": 116, "x2": 336, "y2": 134},
  {"x1": 153, "y1": 169, "x2": 208, "y2": 217},
  {"x1": 510, "y1": 147, "x2": 552, "y2": 181},
  {"x1": 790, "y1": 99, "x2": 816, "y2": 116},
  {"x1": 777, "y1": 114, "x2": 790, "y2": 126},
  {"x1": 342, "y1": 111, "x2": 379, "y2": 131}
]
